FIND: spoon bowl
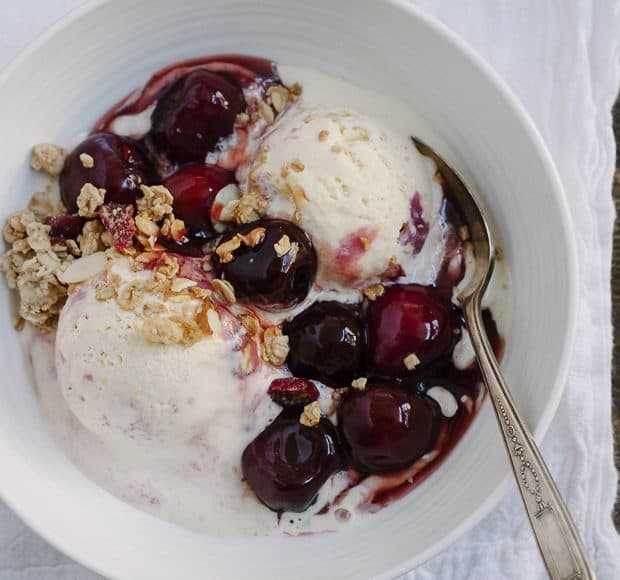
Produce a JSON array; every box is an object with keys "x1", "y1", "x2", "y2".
[{"x1": 413, "y1": 137, "x2": 495, "y2": 304}]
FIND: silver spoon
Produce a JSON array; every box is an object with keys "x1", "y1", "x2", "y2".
[{"x1": 413, "y1": 138, "x2": 595, "y2": 580}]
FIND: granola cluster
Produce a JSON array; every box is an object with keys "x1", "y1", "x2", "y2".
[
  {"x1": 87, "y1": 250, "x2": 285, "y2": 366},
  {"x1": 215, "y1": 226, "x2": 266, "y2": 263},
  {"x1": 0, "y1": 144, "x2": 195, "y2": 331},
  {"x1": 30, "y1": 144, "x2": 66, "y2": 177},
  {"x1": 262, "y1": 326, "x2": 289, "y2": 366},
  {"x1": 92, "y1": 253, "x2": 215, "y2": 347},
  {"x1": 0, "y1": 78, "x2": 303, "y2": 359},
  {"x1": 216, "y1": 188, "x2": 268, "y2": 227},
  {"x1": 0, "y1": 200, "x2": 75, "y2": 330},
  {"x1": 134, "y1": 184, "x2": 186, "y2": 250}
]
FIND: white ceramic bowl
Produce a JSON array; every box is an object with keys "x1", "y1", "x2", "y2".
[{"x1": 0, "y1": 0, "x2": 577, "y2": 578}]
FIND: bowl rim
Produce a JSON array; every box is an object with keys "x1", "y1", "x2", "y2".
[{"x1": 0, "y1": 0, "x2": 579, "y2": 578}]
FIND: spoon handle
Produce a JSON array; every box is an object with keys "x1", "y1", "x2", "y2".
[{"x1": 464, "y1": 298, "x2": 596, "y2": 580}]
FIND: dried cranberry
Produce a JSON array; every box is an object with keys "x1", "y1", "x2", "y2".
[
  {"x1": 59, "y1": 133, "x2": 154, "y2": 213},
  {"x1": 267, "y1": 377, "x2": 319, "y2": 407},
  {"x1": 164, "y1": 163, "x2": 234, "y2": 241},
  {"x1": 45, "y1": 215, "x2": 84, "y2": 244},
  {"x1": 242, "y1": 411, "x2": 343, "y2": 512},
  {"x1": 338, "y1": 381, "x2": 441, "y2": 473},
  {"x1": 98, "y1": 203, "x2": 136, "y2": 251}
]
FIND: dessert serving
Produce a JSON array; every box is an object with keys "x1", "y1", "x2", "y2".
[{"x1": 0, "y1": 54, "x2": 509, "y2": 536}]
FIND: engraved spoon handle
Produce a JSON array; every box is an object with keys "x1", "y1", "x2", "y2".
[{"x1": 464, "y1": 297, "x2": 596, "y2": 580}]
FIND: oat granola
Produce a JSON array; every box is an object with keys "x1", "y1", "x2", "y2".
[
  {"x1": 403, "y1": 352, "x2": 420, "y2": 371},
  {"x1": 262, "y1": 326, "x2": 289, "y2": 366},
  {"x1": 233, "y1": 191, "x2": 268, "y2": 224},
  {"x1": 30, "y1": 144, "x2": 66, "y2": 177},
  {"x1": 212, "y1": 278, "x2": 236, "y2": 305},
  {"x1": 76, "y1": 183, "x2": 106, "y2": 218},
  {"x1": 299, "y1": 401, "x2": 321, "y2": 427},
  {"x1": 137, "y1": 185, "x2": 174, "y2": 221}
]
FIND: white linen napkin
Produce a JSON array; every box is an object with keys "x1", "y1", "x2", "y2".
[{"x1": 1, "y1": 1, "x2": 619, "y2": 578}]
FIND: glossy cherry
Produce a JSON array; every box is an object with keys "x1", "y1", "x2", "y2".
[
  {"x1": 284, "y1": 301, "x2": 366, "y2": 388},
  {"x1": 164, "y1": 163, "x2": 234, "y2": 240},
  {"x1": 149, "y1": 69, "x2": 244, "y2": 163},
  {"x1": 59, "y1": 133, "x2": 154, "y2": 213},
  {"x1": 338, "y1": 381, "x2": 440, "y2": 474},
  {"x1": 367, "y1": 284, "x2": 456, "y2": 377},
  {"x1": 212, "y1": 219, "x2": 317, "y2": 309},
  {"x1": 241, "y1": 411, "x2": 343, "y2": 512},
  {"x1": 156, "y1": 236, "x2": 206, "y2": 257}
]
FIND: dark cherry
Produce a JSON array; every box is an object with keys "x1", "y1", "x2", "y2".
[
  {"x1": 212, "y1": 219, "x2": 317, "y2": 309},
  {"x1": 338, "y1": 381, "x2": 441, "y2": 474},
  {"x1": 156, "y1": 235, "x2": 206, "y2": 257},
  {"x1": 284, "y1": 301, "x2": 366, "y2": 388},
  {"x1": 267, "y1": 377, "x2": 319, "y2": 407},
  {"x1": 59, "y1": 133, "x2": 154, "y2": 213},
  {"x1": 149, "y1": 69, "x2": 244, "y2": 163},
  {"x1": 241, "y1": 411, "x2": 343, "y2": 512},
  {"x1": 164, "y1": 163, "x2": 234, "y2": 240},
  {"x1": 44, "y1": 215, "x2": 84, "y2": 244},
  {"x1": 367, "y1": 284, "x2": 456, "y2": 377}
]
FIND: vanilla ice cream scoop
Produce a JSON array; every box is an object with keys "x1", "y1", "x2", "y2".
[
  {"x1": 55, "y1": 257, "x2": 279, "y2": 444},
  {"x1": 239, "y1": 106, "x2": 443, "y2": 288}
]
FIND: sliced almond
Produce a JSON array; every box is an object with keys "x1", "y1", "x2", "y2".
[
  {"x1": 215, "y1": 235, "x2": 242, "y2": 264},
  {"x1": 57, "y1": 252, "x2": 106, "y2": 284},
  {"x1": 212, "y1": 278, "x2": 236, "y2": 304},
  {"x1": 170, "y1": 277, "x2": 198, "y2": 293},
  {"x1": 238, "y1": 227, "x2": 265, "y2": 248},
  {"x1": 273, "y1": 234, "x2": 292, "y2": 258}
]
